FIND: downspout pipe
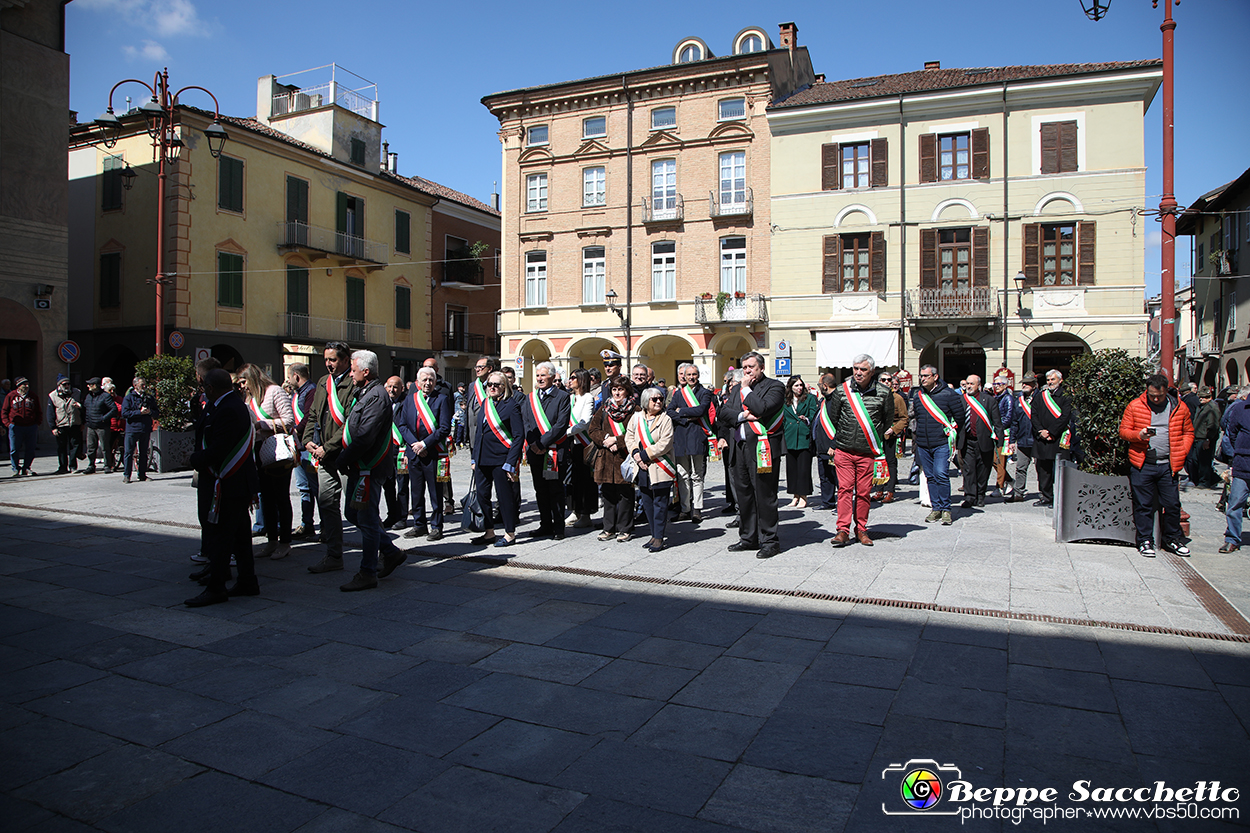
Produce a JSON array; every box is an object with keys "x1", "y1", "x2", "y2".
[
  {"x1": 624, "y1": 76, "x2": 634, "y2": 367},
  {"x1": 898, "y1": 93, "x2": 906, "y2": 369},
  {"x1": 1002, "y1": 80, "x2": 1010, "y2": 371}
]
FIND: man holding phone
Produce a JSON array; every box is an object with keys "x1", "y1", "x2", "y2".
[{"x1": 1119, "y1": 374, "x2": 1194, "y2": 557}]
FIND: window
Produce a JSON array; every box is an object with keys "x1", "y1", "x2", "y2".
[
  {"x1": 286, "y1": 176, "x2": 309, "y2": 245},
  {"x1": 938, "y1": 227, "x2": 972, "y2": 288},
  {"x1": 652, "y1": 241, "x2": 676, "y2": 301},
  {"x1": 1022, "y1": 221, "x2": 1095, "y2": 287},
  {"x1": 218, "y1": 155, "x2": 244, "y2": 212},
  {"x1": 1040, "y1": 121, "x2": 1078, "y2": 174},
  {"x1": 395, "y1": 285, "x2": 411, "y2": 330},
  {"x1": 336, "y1": 193, "x2": 365, "y2": 258},
  {"x1": 346, "y1": 277, "x2": 365, "y2": 342},
  {"x1": 738, "y1": 34, "x2": 763, "y2": 53},
  {"x1": 583, "y1": 116, "x2": 606, "y2": 138},
  {"x1": 445, "y1": 235, "x2": 478, "y2": 284},
  {"x1": 100, "y1": 252, "x2": 121, "y2": 308},
  {"x1": 394, "y1": 210, "x2": 411, "y2": 254},
  {"x1": 582, "y1": 246, "x2": 605, "y2": 304},
  {"x1": 217, "y1": 252, "x2": 243, "y2": 308},
  {"x1": 718, "y1": 98, "x2": 746, "y2": 121},
  {"x1": 102, "y1": 156, "x2": 124, "y2": 211},
  {"x1": 651, "y1": 107, "x2": 676, "y2": 130},
  {"x1": 720, "y1": 237, "x2": 746, "y2": 293},
  {"x1": 841, "y1": 143, "x2": 870, "y2": 189},
  {"x1": 526, "y1": 173, "x2": 548, "y2": 212},
  {"x1": 678, "y1": 44, "x2": 702, "y2": 63},
  {"x1": 938, "y1": 133, "x2": 970, "y2": 181},
  {"x1": 446, "y1": 306, "x2": 466, "y2": 350},
  {"x1": 287, "y1": 265, "x2": 309, "y2": 336},
  {"x1": 350, "y1": 138, "x2": 366, "y2": 167},
  {"x1": 651, "y1": 158, "x2": 676, "y2": 217},
  {"x1": 821, "y1": 139, "x2": 887, "y2": 190},
  {"x1": 823, "y1": 233, "x2": 885, "y2": 293},
  {"x1": 527, "y1": 125, "x2": 549, "y2": 146},
  {"x1": 919, "y1": 129, "x2": 988, "y2": 182},
  {"x1": 583, "y1": 166, "x2": 606, "y2": 207},
  {"x1": 525, "y1": 251, "x2": 547, "y2": 307},
  {"x1": 719, "y1": 151, "x2": 746, "y2": 207}
]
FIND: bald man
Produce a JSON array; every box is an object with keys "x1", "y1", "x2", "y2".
[{"x1": 958, "y1": 375, "x2": 1003, "y2": 508}]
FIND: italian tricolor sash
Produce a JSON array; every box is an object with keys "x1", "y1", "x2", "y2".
[
  {"x1": 1018, "y1": 395, "x2": 1032, "y2": 421},
  {"x1": 206, "y1": 416, "x2": 254, "y2": 524},
  {"x1": 291, "y1": 389, "x2": 305, "y2": 424},
  {"x1": 964, "y1": 392, "x2": 999, "y2": 441},
  {"x1": 816, "y1": 400, "x2": 837, "y2": 441},
  {"x1": 742, "y1": 389, "x2": 782, "y2": 472},
  {"x1": 414, "y1": 390, "x2": 450, "y2": 478},
  {"x1": 844, "y1": 381, "x2": 885, "y2": 458},
  {"x1": 473, "y1": 378, "x2": 487, "y2": 408},
  {"x1": 326, "y1": 376, "x2": 346, "y2": 427},
  {"x1": 681, "y1": 384, "x2": 716, "y2": 457},
  {"x1": 247, "y1": 396, "x2": 270, "y2": 424},
  {"x1": 1041, "y1": 389, "x2": 1071, "y2": 448},
  {"x1": 639, "y1": 415, "x2": 677, "y2": 478},
  {"x1": 393, "y1": 421, "x2": 407, "y2": 474},
  {"x1": 607, "y1": 416, "x2": 625, "y2": 438},
  {"x1": 484, "y1": 398, "x2": 514, "y2": 448},
  {"x1": 529, "y1": 391, "x2": 559, "y2": 473}
]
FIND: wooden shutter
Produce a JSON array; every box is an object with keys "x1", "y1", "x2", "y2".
[
  {"x1": 1022, "y1": 223, "x2": 1040, "y2": 286},
  {"x1": 1040, "y1": 123, "x2": 1059, "y2": 175},
  {"x1": 395, "y1": 210, "x2": 410, "y2": 254},
  {"x1": 869, "y1": 231, "x2": 886, "y2": 292},
  {"x1": 336, "y1": 192, "x2": 348, "y2": 233},
  {"x1": 919, "y1": 134, "x2": 936, "y2": 183},
  {"x1": 286, "y1": 265, "x2": 308, "y2": 315},
  {"x1": 821, "y1": 143, "x2": 840, "y2": 191},
  {"x1": 102, "y1": 157, "x2": 123, "y2": 211},
  {"x1": 346, "y1": 277, "x2": 365, "y2": 321},
  {"x1": 971, "y1": 128, "x2": 990, "y2": 179},
  {"x1": 920, "y1": 228, "x2": 938, "y2": 288},
  {"x1": 972, "y1": 226, "x2": 989, "y2": 286},
  {"x1": 286, "y1": 177, "x2": 308, "y2": 224},
  {"x1": 1078, "y1": 221, "x2": 1096, "y2": 285},
  {"x1": 870, "y1": 138, "x2": 888, "y2": 188},
  {"x1": 822, "y1": 235, "x2": 841, "y2": 293},
  {"x1": 219, "y1": 157, "x2": 243, "y2": 211},
  {"x1": 1059, "y1": 121, "x2": 1078, "y2": 173}
]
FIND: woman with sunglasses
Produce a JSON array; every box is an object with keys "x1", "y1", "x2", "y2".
[
  {"x1": 626, "y1": 387, "x2": 676, "y2": 552},
  {"x1": 588, "y1": 377, "x2": 637, "y2": 542},
  {"x1": 471, "y1": 372, "x2": 525, "y2": 547}
]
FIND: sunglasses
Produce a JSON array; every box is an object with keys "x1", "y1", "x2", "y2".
[
  {"x1": 486, "y1": 382, "x2": 503, "y2": 388},
  {"x1": 604, "y1": 361, "x2": 620, "y2": 367}
]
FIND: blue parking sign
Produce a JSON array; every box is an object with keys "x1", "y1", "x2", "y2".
[{"x1": 775, "y1": 357, "x2": 792, "y2": 376}]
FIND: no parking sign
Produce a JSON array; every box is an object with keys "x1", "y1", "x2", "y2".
[{"x1": 58, "y1": 340, "x2": 80, "y2": 364}]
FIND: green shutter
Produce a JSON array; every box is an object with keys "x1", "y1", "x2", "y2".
[
  {"x1": 219, "y1": 157, "x2": 243, "y2": 212},
  {"x1": 286, "y1": 176, "x2": 308, "y2": 224},
  {"x1": 218, "y1": 252, "x2": 243, "y2": 307},
  {"x1": 102, "y1": 156, "x2": 123, "y2": 211},
  {"x1": 336, "y1": 192, "x2": 348, "y2": 234},
  {"x1": 346, "y1": 277, "x2": 365, "y2": 321},
  {"x1": 395, "y1": 286, "x2": 411, "y2": 330},
  {"x1": 395, "y1": 210, "x2": 410, "y2": 254},
  {"x1": 286, "y1": 265, "x2": 309, "y2": 315}
]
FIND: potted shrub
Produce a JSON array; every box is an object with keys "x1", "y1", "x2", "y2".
[
  {"x1": 715, "y1": 291, "x2": 731, "y2": 318},
  {"x1": 133, "y1": 354, "x2": 196, "y2": 473}
]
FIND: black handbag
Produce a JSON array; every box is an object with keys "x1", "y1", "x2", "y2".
[{"x1": 460, "y1": 477, "x2": 485, "y2": 533}]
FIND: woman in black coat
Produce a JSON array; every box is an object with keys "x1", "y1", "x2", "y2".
[{"x1": 471, "y1": 372, "x2": 525, "y2": 547}]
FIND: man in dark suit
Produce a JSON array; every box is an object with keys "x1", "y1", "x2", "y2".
[
  {"x1": 398, "y1": 366, "x2": 453, "y2": 540},
  {"x1": 301, "y1": 341, "x2": 356, "y2": 573},
  {"x1": 522, "y1": 360, "x2": 571, "y2": 539},
  {"x1": 667, "y1": 362, "x2": 714, "y2": 524},
  {"x1": 959, "y1": 374, "x2": 1003, "y2": 508},
  {"x1": 1032, "y1": 368, "x2": 1073, "y2": 508},
  {"x1": 716, "y1": 352, "x2": 786, "y2": 558},
  {"x1": 382, "y1": 376, "x2": 410, "y2": 530},
  {"x1": 186, "y1": 369, "x2": 260, "y2": 607}
]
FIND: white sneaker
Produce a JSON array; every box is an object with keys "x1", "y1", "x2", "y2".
[
  {"x1": 1138, "y1": 542, "x2": 1156, "y2": 558},
  {"x1": 1163, "y1": 541, "x2": 1191, "y2": 557},
  {"x1": 190, "y1": 552, "x2": 208, "y2": 563},
  {"x1": 565, "y1": 511, "x2": 578, "y2": 526}
]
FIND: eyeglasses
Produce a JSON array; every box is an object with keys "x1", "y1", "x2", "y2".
[
  {"x1": 475, "y1": 364, "x2": 488, "y2": 370},
  {"x1": 486, "y1": 382, "x2": 503, "y2": 388}
]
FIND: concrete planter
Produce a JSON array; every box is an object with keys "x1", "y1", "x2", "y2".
[
  {"x1": 151, "y1": 428, "x2": 195, "y2": 473},
  {"x1": 1054, "y1": 460, "x2": 1136, "y2": 544}
]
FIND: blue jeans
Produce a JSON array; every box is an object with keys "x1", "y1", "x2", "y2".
[
  {"x1": 293, "y1": 458, "x2": 317, "y2": 529},
  {"x1": 1128, "y1": 461, "x2": 1182, "y2": 546},
  {"x1": 915, "y1": 443, "x2": 952, "y2": 511},
  {"x1": 9, "y1": 424, "x2": 37, "y2": 473},
  {"x1": 1225, "y1": 476, "x2": 1249, "y2": 546},
  {"x1": 344, "y1": 472, "x2": 396, "y2": 575},
  {"x1": 123, "y1": 432, "x2": 150, "y2": 479},
  {"x1": 639, "y1": 483, "x2": 671, "y2": 542}
]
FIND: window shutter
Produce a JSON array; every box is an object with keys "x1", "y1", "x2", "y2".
[
  {"x1": 822, "y1": 235, "x2": 840, "y2": 293},
  {"x1": 919, "y1": 134, "x2": 936, "y2": 183},
  {"x1": 1078, "y1": 220, "x2": 1096, "y2": 286},
  {"x1": 920, "y1": 228, "x2": 937, "y2": 288},
  {"x1": 1022, "y1": 223, "x2": 1040, "y2": 286},
  {"x1": 870, "y1": 138, "x2": 888, "y2": 188},
  {"x1": 1040, "y1": 123, "x2": 1059, "y2": 175},
  {"x1": 971, "y1": 128, "x2": 990, "y2": 179},
  {"x1": 972, "y1": 226, "x2": 989, "y2": 286},
  {"x1": 1059, "y1": 121, "x2": 1078, "y2": 173},
  {"x1": 821, "y1": 143, "x2": 840, "y2": 191},
  {"x1": 336, "y1": 192, "x2": 348, "y2": 234},
  {"x1": 869, "y1": 231, "x2": 886, "y2": 292},
  {"x1": 102, "y1": 157, "x2": 123, "y2": 211},
  {"x1": 286, "y1": 177, "x2": 308, "y2": 224}
]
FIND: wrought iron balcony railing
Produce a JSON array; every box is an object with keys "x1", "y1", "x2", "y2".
[
  {"x1": 277, "y1": 313, "x2": 385, "y2": 345},
  {"x1": 709, "y1": 187, "x2": 753, "y2": 218},
  {"x1": 641, "y1": 195, "x2": 684, "y2": 224},
  {"x1": 905, "y1": 286, "x2": 997, "y2": 319},
  {"x1": 278, "y1": 221, "x2": 388, "y2": 265},
  {"x1": 442, "y1": 331, "x2": 498, "y2": 354},
  {"x1": 694, "y1": 293, "x2": 768, "y2": 324}
]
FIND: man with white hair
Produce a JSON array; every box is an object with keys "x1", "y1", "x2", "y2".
[
  {"x1": 668, "y1": 362, "x2": 713, "y2": 524},
  {"x1": 958, "y1": 374, "x2": 1002, "y2": 508},
  {"x1": 522, "y1": 360, "x2": 571, "y2": 539},
  {"x1": 337, "y1": 350, "x2": 406, "y2": 591},
  {"x1": 1031, "y1": 368, "x2": 1072, "y2": 508},
  {"x1": 824, "y1": 354, "x2": 894, "y2": 547},
  {"x1": 398, "y1": 366, "x2": 453, "y2": 540}
]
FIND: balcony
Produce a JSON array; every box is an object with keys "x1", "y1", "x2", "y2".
[
  {"x1": 641, "y1": 195, "x2": 684, "y2": 225},
  {"x1": 442, "y1": 331, "x2": 498, "y2": 354},
  {"x1": 277, "y1": 313, "x2": 385, "y2": 345},
  {"x1": 906, "y1": 287, "x2": 998, "y2": 320},
  {"x1": 694, "y1": 293, "x2": 768, "y2": 325},
  {"x1": 277, "y1": 222, "x2": 388, "y2": 266},
  {"x1": 441, "y1": 254, "x2": 485, "y2": 289},
  {"x1": 710, "y1": 187, "x2": 753, "y2": 218},
  {"x1": 1199, "y1": 333, "x2": 1220, "y2": 356}
]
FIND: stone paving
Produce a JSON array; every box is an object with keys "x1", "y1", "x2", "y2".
[{"x1": 1, "y1": 451, "x2": 1247, "y2": 832}]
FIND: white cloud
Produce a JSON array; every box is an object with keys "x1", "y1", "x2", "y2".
[
  {"x1": 1146, "y1": 230, "x2": 1163, "y2": 248},
  {"x1": 122, "y1": 39, "x2": 171, "y2": 63},
  {"x1": 78, "y1": 0, "x2": 207, "y2": 38}
]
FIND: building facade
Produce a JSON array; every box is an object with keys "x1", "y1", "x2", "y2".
[
  {"x1": 68, "y1": 66, "x2": 499, "y2": 386},
  {"x1": 483, "y1": 24, "x2": 815, "y2": 388},
  {"x1": 767, "y1": 60, "x2": 1162, "y2": 384}
]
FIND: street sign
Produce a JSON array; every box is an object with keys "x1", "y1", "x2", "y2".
[
  {"x1": 195, "y1": 348, "x2": 211, "y2": 363},
  {"x1": 775, "y1": 340, "x2": 791, "y2": 358},
  {"x1": 33, "y1": 299, "x2": 50, "y2": 310},
  {"x1": 57, "y1": 340, "x2": 80, "y2": 364},
  {"x1": 775, "y1": 357, "x2": 792, "y2": 377},
  {"x1": 515, "y1": 356, "x2": 525, "y2": 378},
  {"x1": 168, "y1": 330, "x2": 184, "y2": 350}
]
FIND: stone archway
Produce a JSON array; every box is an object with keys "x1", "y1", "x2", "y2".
[
  {"x1": 0, "y1": 297, "x2": 45, "y2": 393},
  {"x1": 635, "y1": 334, "x2": 696, "y2": 389},
  {"x1": 567, "y1": 336, "x2": 624, "y2": 375},
  {"x1": 518, "y1": 338, "x2": 551, "y2": 393},
  {"x1": 708, "y1": 332, "x2": 756, "y2": 388},
  {"x1": 1026, "y1": 332, "x2": 1090, "y2": 379}
]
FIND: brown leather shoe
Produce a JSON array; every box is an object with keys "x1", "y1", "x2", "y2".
[
  {"x1": 880, "y1": 492, "x2": 895, "y2": 503},
  {"x1": 856, "y1": 530, "x2": 874, "y2": 547},
  {"x1": 830, "y1": 531, "x2": 851, "y2": 548},
  {"x1": 869, "y1": 491, "x2": 883, "y2": 502}
]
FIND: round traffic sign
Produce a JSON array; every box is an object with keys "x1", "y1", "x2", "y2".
[
  {"x1": 58, "y1": 340, "x2": 80, "y2": 364},
  {"x1": 168, "y1": 330, "x2": 184, "y2": 350}
]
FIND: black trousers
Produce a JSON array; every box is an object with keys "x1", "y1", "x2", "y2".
[
  {"x1": 962, "y1": 447, "x2": 994, "y2": 502},
  {"x1": 199, "y1": 483, "x2": 254, "y2": 594},
  {"x1": 600, "y1": 482, "x2": 635, "y2": 534},
  {"x1": 411, "y1": 454, "x2": 445, "y2": 531},
  {"x1": 258, "y1": 465, "x2": 293, "y2": 543},
  {"x1": 384, "y1": 471, "x2": 410, "y2": 522},
  {"x1": 1129, "y1": 461, "x2": 1182, "y2": 545},
  {"x1": 1037, "y1": 458, "x2": 1057, "y2": 504},
  {"x1": 817, "y1": 451, "x2": 838, "y2": 509},
  {"x1": 569, "y1": 449, "x2": 596, "y2": 516},
  {"x1": 884, "y1": 437, "x2": 899, "y2": 493},
  {"x1": 731, "y1": 439, "x2": 780, "y2": 547},
  {"x1": 721, "y1": 449, "x2": 736, "y2": 509},
  {"x1": 785, "y1": 448, "x2": 813, "y2": 497},
  {"x1": 55, "y1": 426, "x2": 82, "y2": 471},
  {"x1": 529, "y1": 456, "x2": 568, "y2": 532},
  {"x1": 476, "y1": 464, "x2": 518, "y2": 534}
]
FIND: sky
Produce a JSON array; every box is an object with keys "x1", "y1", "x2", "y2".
[{"x1": 66, "y1": 0, "x2": 1250, "y2": 297}]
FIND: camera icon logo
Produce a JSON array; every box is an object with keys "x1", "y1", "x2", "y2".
[{"x1": 881, "y1": 759, "x2": 962, "y2": 816}]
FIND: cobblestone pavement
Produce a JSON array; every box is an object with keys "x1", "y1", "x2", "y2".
[{"x1": 2, "y1": 452, "x2": 1246, "y2": 832}]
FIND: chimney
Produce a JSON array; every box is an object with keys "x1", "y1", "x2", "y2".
[
  {"x1": 491, "y1": 181, "x2": 500, "y2": 211},
  {"x1": 924, "y1": 60, "x2": 940, "y2": 70},
  {"x1": 778, "y1": 22, "x2": 797, "y2": 51},
  {"x1": 389, "y1": 152, "x2": 398, "y2": 175},
  {"x1": 381, "y1": 141, "x2": 390, "y2": 171}
]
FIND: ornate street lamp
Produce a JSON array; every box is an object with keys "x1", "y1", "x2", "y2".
[
  {"x1": 605, "y1": 288, "x2": 631, "y2": 368},
  {"x1": 1079, "y1": 0, "x2": 1112, "y2": 21}
]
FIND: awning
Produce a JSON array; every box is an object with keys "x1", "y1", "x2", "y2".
[{"x1": 816, "y1": 329, "x2": 899, "y2": 369}]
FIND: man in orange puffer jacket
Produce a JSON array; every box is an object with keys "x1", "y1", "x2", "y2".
[{"x1": 1118, "y1": 373, "x2": 1194, "y2": 558}]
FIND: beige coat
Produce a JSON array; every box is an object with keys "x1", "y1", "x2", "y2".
[{"x1": 625, "y1": 411, "x2": 675, "y2": 486}]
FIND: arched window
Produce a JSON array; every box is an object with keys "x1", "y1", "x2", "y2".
[{"x1": 678, "y1": 43, "x2": 702, "y2": 62}]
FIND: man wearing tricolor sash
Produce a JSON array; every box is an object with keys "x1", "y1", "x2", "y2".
[
  {"x1": 910, "y1": 365, "x2": 966, "y2": 524},
  {"x1": 958, "y1": 375, "x2": 1002, "y2": 509},
  {"x1": 185, "y1": 369, "x2": 260, "y2": 607},
  {"x1": 667, "y1": 363, "x2": 714, "y2": 525},
  {"x1": 522, "y1": 361, "x2": 572, "y2": 539},
  {"x1": 811, "y1": 374, "x2": 840, "y2": 511},
  {"x1": 715, "y1": 352, "x2": 786, "y2": 558},
  {"x1": 287, "y1": 363, "x2": 318, "y2": 539},
  {"x1": 1031, "y1": 369, "x2": 1073, "y2": 508},
  {"x1": 301, "y1": 341, "x2": 356, "y2": 574},
  {"x1": 1008, "y1": 373, "x2": 1038, "y2": 502},
  {"x1": 466, "y1": 356, "x2": 500, "y2": 523},
  {"x1": 825, "y1": 354, "x2": 894, "y2": 547},
  {"x1": 337, "y1": 350, "x2": 406, "y2": 591},
  {"x1": 382, "y1": 376, "x2": 410, "y2": 530},
  {"x1": 398, "y1": 367, "x2": 453, "y2": 541}
]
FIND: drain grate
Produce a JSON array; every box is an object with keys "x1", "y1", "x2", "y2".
[{"x1": 1164, "y1": 554, "x2": 1250, "y2": 636}]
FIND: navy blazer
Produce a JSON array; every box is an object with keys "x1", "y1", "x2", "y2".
[
  {"x1": 473, "y1": 395, "x2": 525, "y2": 469},
  {"x1": 398, "y1": 388, "x2": 452, "y2": 462},
  {"x1": 715, "y1": 376, "x2": 786, "y2": 468},
  {"x1": 521, "y1": 386, "x2": 571, "y2": 463},
  {"x1": 189, "y1": 390, "x2": 259, "y2": 501},
  {"x1": 667, "y1": 383, "x2": 714, "y2": 458}
]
